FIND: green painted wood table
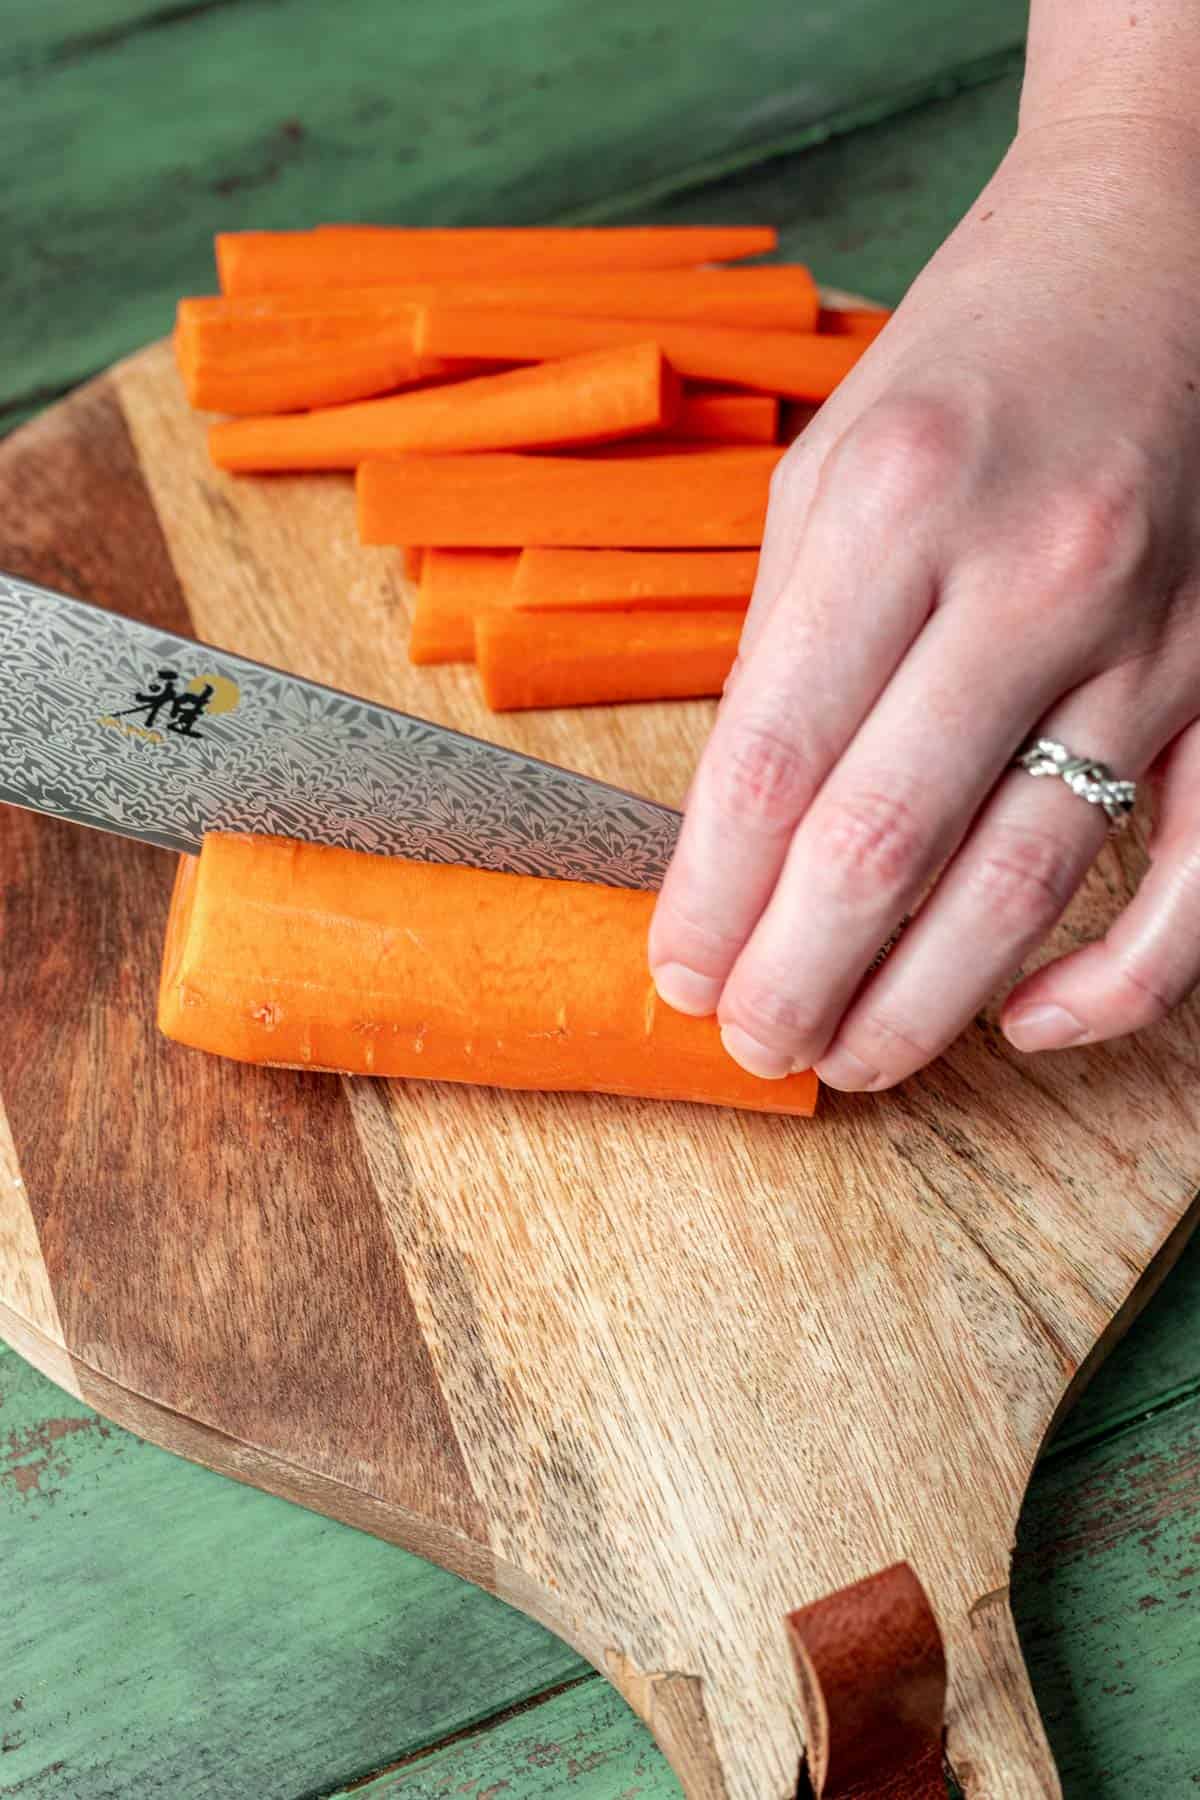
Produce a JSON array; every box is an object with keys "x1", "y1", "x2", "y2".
[{"x1": 2, "y1": 5, "x2": 1198, "y2": 1795}]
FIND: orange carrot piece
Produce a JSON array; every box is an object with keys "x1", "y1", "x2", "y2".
[
  {"x1": 216, "y1": 227, "x2": 779, "y2": 294},
  {"x1": 670, "y1": 392, "x2": 778, "y2": 442},
  {"x1": 476, "y1": 607, "x2": 740, "y2": 710},
  {"x1": 512, "y1": 548, "x2": 757, "y2": 613},
  {"x1": 183, "y1": 266, "x2": 817, "y2": 335},
  {"x1": 357, "y1": 448, "x2": 781, "y2": 548},
  {"x1": 158, "y1": 833, "x2": 817, "y2": 1114},
  {"x1": 401, "y1": 546, "x2": 426, "y2": 583},
  {"x1": 179, "y1": 336, "x2": 437, "y2": 416},
  {"x1": 417, "y1": 309, "x2": 864, "y2": 401},
  {"x1": 208, "y1": 343, "x2": 679, "y2": 471},
  {"x1": 409, "y1": 550, "x2": 520, "y2": 664},
  {"x1": 819, "y1": 305, "x2": 893, "y2": 342},
  {"x1": 177, "y1": 297, "x2": 421, "y2": 355}
]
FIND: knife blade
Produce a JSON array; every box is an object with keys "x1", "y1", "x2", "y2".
[{"x1": 0, "y1": 570, "x2": 682, "y2": 890}]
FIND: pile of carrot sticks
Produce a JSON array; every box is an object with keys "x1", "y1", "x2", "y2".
[{"x1": 177, "y1": 226, "x2": 888, "y2": 711}]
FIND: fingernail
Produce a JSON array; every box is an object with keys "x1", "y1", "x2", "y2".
[
  {"x1": 814, "y1": 1047, "x2": 879, "y2": 1091},
  {"x1": 720, "y1": 1024, "x2": 793, "y2": 1080},
  {"x1": 653, "y1": 962, "x2": 721, "y2": 1018},
  {"x1": 1004, "y1": 1003, "x2": 1089, "y2": 1052}
]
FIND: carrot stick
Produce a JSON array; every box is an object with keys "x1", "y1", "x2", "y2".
[
  {"x1": 819, "y1": 305, "x2": 892, "y2": 342},
  {"x1": 208, "y1": 343, "x2": 679, "y2": 471},
  {"x1": 401, "y1": 546, "x2": 426, "y2": 583},
  {"x1": 178, "y1": 333, "x2": 437, "y2": 415},
  {"x1": 512, "y1": 548, "x2": 758, "y2": 612},
  {"x1": 357, "y1": 448, "x2": 781, "y2": 548},
  {"x1": 409, "y1": 550, "x2": 520, "y2": 664},
  {"x1": 670, "y1": 392, "x2": 778, "y2": 442},
  {"x1": 216, "y1": 227, "x2": 779, "y2": 294},
  {"x1": 177, "y1": 297, "x2": 421, "y2": 355},
  {"x1": 158, "y1": 833, "x2": 817, "y2": 1114},
  {"x1": 183, "y1": 265, "x2": 816, "y2": 336},
  {"x1": 477, "y1": 606, "x2": 740, "y2": 710},
  {"x1": 417, "y1": 308, "x2": 865, "y2": 401}
]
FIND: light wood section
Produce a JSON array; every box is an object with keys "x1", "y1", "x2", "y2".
[{"x1": 0, "y1": 1102, "x2": 78, "y2": 1396}]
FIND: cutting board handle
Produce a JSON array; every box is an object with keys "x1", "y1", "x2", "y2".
[{"x1": 787, "y1": 1562, "x2": 947, "y2": 1798}]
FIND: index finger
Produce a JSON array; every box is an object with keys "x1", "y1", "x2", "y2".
[{"x1": 648, "y1": 427, "x2": 940, "y2": 1018}]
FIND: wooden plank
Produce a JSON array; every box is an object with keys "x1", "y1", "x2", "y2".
[
  {"x1": 330, "y1": 1680, "x2": 676, "y2": 1798},
  {"x1": 0, "y1": 0, "x2": 1026, "y2": 409},
  {"x1": 1014, "y1": 1393, "x2": 1200, "y2": 1794},
  {"x1": 642, "y1": 63, "x2": 1024, "y2": 304},
  {"x1": 7, "y1": 1325, "x2": 1198, "y2": 1800},
  {"x1": 1056, "y1": 1233, "x2": 1200, "y2": 1452},
  {"x1": 0, "y1": 1342, "x2": 587, "y2": 1800}
]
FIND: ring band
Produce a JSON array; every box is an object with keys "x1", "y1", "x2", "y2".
[{"x1": 1013, "y1": 736, "x2": 1137, "y2": 833}]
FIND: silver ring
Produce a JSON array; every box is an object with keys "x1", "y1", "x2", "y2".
[{"x1": 1013, "y1": 736, "x2": 1137, "y2": 833}]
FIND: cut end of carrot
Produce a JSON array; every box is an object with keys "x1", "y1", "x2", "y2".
[
  {"x1": 476, "y1": 607, "x2": 741, "y2": 710},
  {"x1": 409, "y1": 549, "x2": 520, "y2": 664}
]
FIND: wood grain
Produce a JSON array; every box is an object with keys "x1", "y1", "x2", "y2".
[{"x1": 1, "y1": 341, "x2": 1198, "y2": 1799}]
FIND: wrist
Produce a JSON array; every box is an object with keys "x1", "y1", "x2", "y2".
[{"x1": 1021, "y1": 0, "x2": 1200, "y2": 143}]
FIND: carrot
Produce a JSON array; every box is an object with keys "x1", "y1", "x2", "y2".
[
  {"x1": 159, "y1": 833, "x2": 817, "y2": 1112},
  {"x1": 178, "y1": 332, "x2": 437, "y2": 416},
  {"x1": 402, "y1": 546, "x2": 426, "y2": 583},
  {"x1": 183, "y1": 265, "x2": 817, "y2": 337},
  {"x1": 417, "y1": 308, "x2": 865, "y2": 401},
  {"x1": 357, "y1": 448, "x2": 781, "y2": 548},
  {"x1": 410, "y1": 550, "x2": 520, "y2": 664},
  {"x1": 512, "y1": 547, "x2": 757, "y2": 613},
  {"x1": 208, "y1": 343, "x2": 679, "y2": 471},
  {"x1": 670, "y1": 392, "x2": 778, "y2": 443},
  {"x1": 216, "y1": 227, "x2": 779, "y2": 294},
  {"x1": 819, "y1": 305, "x2": 892, "y2": 343},
  {"x1": 476, "y1": 608, "x2": 740, "y2": 710},
  {"x1": 177, "y1": 297, "x2": 421, "y2": 355}
]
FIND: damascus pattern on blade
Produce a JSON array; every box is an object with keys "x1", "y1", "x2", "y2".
[{"x1": 0, "y1": 574, "x2": 681, "y2": 889}]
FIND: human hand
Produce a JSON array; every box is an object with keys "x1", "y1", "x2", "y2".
[{"x1": 649, "y1": 118, "x2": 1200, "y2": 1089}]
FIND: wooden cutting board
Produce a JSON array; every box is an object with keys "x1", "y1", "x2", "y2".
[{"x1": 1, "y1": 338, "x2": 1198, "y2": 1800}]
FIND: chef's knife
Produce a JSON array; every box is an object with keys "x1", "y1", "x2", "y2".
[{"x1": 0, "y1": 571, "x2": 681, "y2": 890}]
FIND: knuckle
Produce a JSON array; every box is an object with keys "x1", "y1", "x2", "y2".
[
  {"x1": 818, "y1": 787, "x2": 927, "y2": 904},
  {"x1": 1111, "y1": 959, "x2": 1172, "y2": 1029},
  {"x1": 654, "y1": 890, "x2": 744, "y2": 972},
  {"x1": 712, "y1": 719, "x2": 813, "y2": 831},
  {"x1": 1031, "y1": 461, "x2": 1154, "y2": 595},
  {"x1": 833, "y1": 394, "x2": 966, "y2": 515},
  {"x1": 965, "y1": 825, "x2": 1081, "y2": 935}
]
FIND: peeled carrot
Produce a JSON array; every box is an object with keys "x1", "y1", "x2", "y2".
[
  {"x1": 402, "y1": 546, "x2": 426, "y2": 583},
  {"x1": 476, "y1": 608, "x2": 740, "y2": 710},
  {"x1": 208, "y1": 343, "x2": 679, "y2": 471},
  {"x1": 418, "y1": 308, "x2": 865, "y2": 401},
  {"x1": 183, "y1": 265, "x2": 817, "y2": 337},
  {"x1": 158, "y1": 833, "x2": 817, "y2": 1114},
  {"x1": 819, "y1": 305, "x2": 892, "y2": 342},
  {"x1": 669, "y1": 392, "x2": 777, "y2": 443},
  {"x1": 410, "y1": 550, "x2": 520, "y2": 664},
  {"x1": 357, "y1": 448, "x2": 781, "y2": 548},
  {"x1": 216, "y1": 227, "x2": 779, "y2": 294},
  {"x1": 512, "y1": 548, "x2": 758, "y2": 613},
  {"x1": 177, "y1": 297, "x2": 421, "y2": 355},
  {"x1": 173, "y1": 331, "x2": 426, "y2": 414}
]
